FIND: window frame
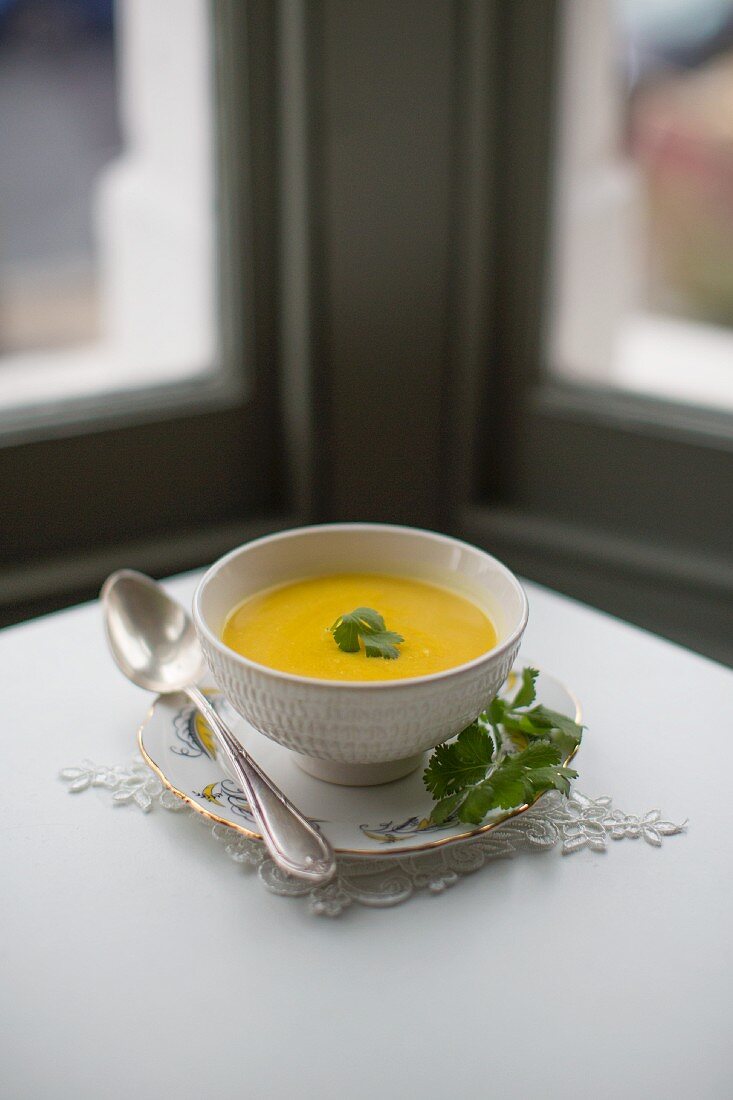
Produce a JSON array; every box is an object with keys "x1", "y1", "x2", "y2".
[
  {"x1": 0, "y1": 1, "x2": 297, "y2": 627},
  {"x1": 448, "y1": 0, "x2": 733, "y2": 664},
  {"x1": 3, "y1": 0, "x2": 730, "y2": 666}
]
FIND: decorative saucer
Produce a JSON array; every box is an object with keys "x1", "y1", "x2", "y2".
[{"x1": 138, "y1": 669, "x2": 580, "y2": 857}]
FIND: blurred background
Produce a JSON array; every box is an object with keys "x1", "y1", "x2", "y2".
[{"x1": 1, "y1": 0, "x2": 731, "y2": 664}]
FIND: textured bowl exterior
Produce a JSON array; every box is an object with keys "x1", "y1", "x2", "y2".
[
  {"x1": 193, "y1": 523, "x2": 528, "y2": 766},
  {"x1": 197, "y1": 630, "x2": 522, "y2": 764}
]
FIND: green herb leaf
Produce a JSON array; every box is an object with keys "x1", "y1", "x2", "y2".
[
  {"x1": 363, "y1": 630, "x2": 405, "y2": 659},
  {"x1": 456, "y1": 743, "x2": 577, "y2": 824},
  {"x1": 330, "y1": 607, "x2": 404, "y2": 660},
  {"x1": 477, "y1": 764, "x2": 529, "y2": 811},
  {"x1": 484, "y1": 697, "x2": 506, "y2": 725},
  {"x1": 527, "y1": 706, "x2": 584, "y2": 756},
  {"x1": 528, "y1": 765, "x2": 578, "y2": 797},
  {"x1": 422, "y1": 666, "x2": 583, "y2": 828},
  {"x1": 531, "y1": 706, "x2": 583, "y2": 739},
  {"x1": 511, "y1": 740, "x2": 563, "y2": 769},
  {"x1": 330, "y1": 616, "x2": 360, "y2": 653},
  {"x1": 429, "y1": 791, "x2": 467, "y2": 825},
  {"x1": 423, "y1": 722, "x2": 496, "y2": 798},
  {"x1": 512, "y1": 666, "x2": 539, "y2": 709},
  {"x1": 460, "y1": 783, "x2": 505, "y2": 824}
]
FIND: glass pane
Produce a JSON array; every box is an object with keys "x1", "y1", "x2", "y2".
[
  {"x1": 550, "y1": 0, "x2": 733, "y2": 412},
  {"x1": 0, "y1": 1, "x2": 119, "y2": 353},
  {"x1": 0, "y1": 0, "x2": 216, "y2": 412}
]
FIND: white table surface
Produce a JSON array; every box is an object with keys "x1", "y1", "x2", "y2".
[{"x1": 2, "y1": 572, "x2": 732, "y2": 1100}]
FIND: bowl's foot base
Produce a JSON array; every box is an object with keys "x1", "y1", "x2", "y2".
[{"x1": 293, "y1": 752, "x2": 425, "y2": 787}]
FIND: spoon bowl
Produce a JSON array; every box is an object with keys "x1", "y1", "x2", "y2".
[{"x1": 102, "y1": 570, "x2": 206, "y2": 695}]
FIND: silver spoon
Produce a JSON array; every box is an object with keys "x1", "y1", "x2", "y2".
[{"x1": 101, "y1": 569, "x2": 336, "y2": 886}]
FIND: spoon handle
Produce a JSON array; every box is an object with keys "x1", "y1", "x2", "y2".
[{"x1": 185, "y1": 686, "x2": 336, "y2": 885}]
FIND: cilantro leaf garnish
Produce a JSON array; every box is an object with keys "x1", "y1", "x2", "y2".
[
  {"x1": 330, "y1": 607, "x2": 404, "y2": 660},
  {"x1": 423, "y1": 722, "x2": 497, "y2": 799},
  {"x1": 511, "y1": 666, "x2": 539, "y2": 708},
  {"x1": 423, "y1": 666, "x2": 583, "y2": 826}
]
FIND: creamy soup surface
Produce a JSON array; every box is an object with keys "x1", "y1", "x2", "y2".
[{"x1": 221, "y1": 573, "x2": 497, "y2": 681}]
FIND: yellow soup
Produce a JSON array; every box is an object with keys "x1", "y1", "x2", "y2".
[{"x1": 221, "y1": 573, "x2": 497, "y2": 681}]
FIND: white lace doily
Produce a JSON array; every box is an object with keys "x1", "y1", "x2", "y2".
[{"x1": 60, "y1": 755, "x2": 686, "y2": 917}]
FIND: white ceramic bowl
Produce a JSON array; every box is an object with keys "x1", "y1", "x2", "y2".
[{"x1": 193, "y1": 523, "x2": 528, "y2": 786}]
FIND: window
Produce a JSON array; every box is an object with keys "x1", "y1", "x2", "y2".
[
  {"x1": 2, "y1": 0, "x2": 729, "y2": 667},
  {"x1": 551, "y1": 0, "x2": 733, "y2": 412},
  {"x1": 0, "y1": 0, "x2": 221, "y2": 421},
  {"x1": 0, "y1": 2, "x2": 288, "y2": 626},
  {"x1": 0, "y1": 2, "x2": 121, "y2": 357},
  {"x1": 449, "y1": 0, "x2": 733, "y2": 665}
]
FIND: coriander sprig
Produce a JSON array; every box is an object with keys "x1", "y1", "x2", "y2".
[
  {"x1": 424, "y1": 667, "x2": 582, "y2": 825},
  {"x1": 330, "y1": 607, "x2": 404, "y2": 660}
]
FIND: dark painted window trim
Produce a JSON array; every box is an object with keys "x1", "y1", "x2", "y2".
[
  {"x1": 446, "y1": 0, "x2": 732, "y2": 665},
  {"x1": 0, "y1": 2, "x2": 295, "y2": 627},
  {"x1": 3, "y1": 0, "x2": 730, "y2": 668},
  {"x1": 532, "y1": 381, "x2": 733, "y2": 455},
  {"x1": 1, "y1": 515, "x2": 299, "y2": 628}
]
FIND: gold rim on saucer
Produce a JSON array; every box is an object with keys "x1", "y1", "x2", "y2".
[{"x1": 137, "y1": 677, "x2": 581, "y2": 858}]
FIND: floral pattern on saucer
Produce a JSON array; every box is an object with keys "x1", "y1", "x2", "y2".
[
  {"x1": 359, "y1": 816, "x2": 451, "y2": 843},
  {"x1": 171, "y1": 690, "x2": 231, "y2": 761},
  {"x1": 138, "y1": 670, "x2": 580, "y2": 856}
]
